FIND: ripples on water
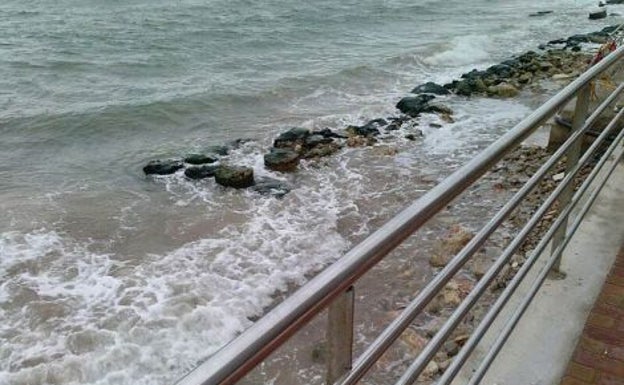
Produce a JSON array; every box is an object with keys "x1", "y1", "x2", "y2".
[{"x1": 0, "y1": 0, "x2": 608, "y2": 383}]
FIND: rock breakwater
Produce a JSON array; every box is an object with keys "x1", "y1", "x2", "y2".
[{"x1": 142, "y1": 25, "x2": 614, "y2": 200}]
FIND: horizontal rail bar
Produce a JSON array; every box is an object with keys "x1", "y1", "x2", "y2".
[
  {"x1": 347, "y1": 76, "x2": 624, "y2": 385},
  {"x1": 469, "y1": 132, "x2": 624, "y2": 385},
  {"x1": 175, "y1": 45, "x2": 624, "y2": 385}
]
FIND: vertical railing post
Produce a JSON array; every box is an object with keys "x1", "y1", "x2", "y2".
[
  {"x1": 551, "y1": 84, "x2": 592, "y2": 274},
  {"x1": 326, "y1": 286, "x2": 355, "y2": 385}
]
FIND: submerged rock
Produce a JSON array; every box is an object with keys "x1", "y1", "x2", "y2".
[
  {"x1": 486, "y1": 64, "x2": 514, "y2": 79},
  {"x1": 411, "y1": 82, "x2": 450, "y2": 95},
  {"x1": 184, "y1": 165, "x2": 219, "y2": 179},
  {"x1": 251, "y1": 177, "x2": 291, "y2": 198},
  {"x1": 346, "y1": 124, "x2": 379, "y2": 137},
  {"x1": 206, "y1": 145, "x2": 229, "y2": 156},
  {"x1": 183, "y1": 154, "x2": 218, "y2": 165},
  {"x1": 215, "y1": 165, "x2": 255, "y2": 188},
  {"x1": 396, "y1": 94, "x2": 436, "y2": 117},
  {"x1": 422, "y1": 103, "x2": 454, "y2": 115},
  {"x1": 346, "y1": 118, "x2": 387, "y2": 137},
  {"x1": 528, "y1": 10, "x2": 553, "y2": 17},
  {"x1": 264, "y1": 148, "x2": 301, "y2": 172},
  {"x1": 143, "y1": 160, "x2": 184, "y2": 175},
  {"x1": 589, "y1": 9, "x2": 607, "y2": 20},
  {"x1": 454, "y1": 77, "x2": 487, "y2": 96},
  {"x1": 405, "y1": 133, "x2": 419, "y2": 141},
  {"x1": 274, "y1": 127, "x2": 310, "y2": 148},
  {"x1": 311, "y1": 128, "x2": 347, "y2": 139},
  {"x1": 227, "y1": 138, "x2": 254, "y2": 149}
]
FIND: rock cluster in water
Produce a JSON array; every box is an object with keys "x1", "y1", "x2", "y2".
[
  {"x1": 142, "y1": 140, "x2": 292, "y2": 198},
  {"x1": 142, "y1": 25, "x2": 617, "y2": 200}
]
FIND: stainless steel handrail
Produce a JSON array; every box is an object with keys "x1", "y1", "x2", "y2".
[
  {"x1": 469, "y1": 129, "x2": 624, "y2": 385},
  {"x1": 343, "y1": 75, "x2": 624, "y2": 385},
  {"x1": 175, "y1": 45, "x2": 624, "y2": 385},
  {"x1": 436, "y1": 98, "x2": 624, "y2": 385},
  {"x1": 467, "y1": 108, "x2": 624, "y2": 385}
]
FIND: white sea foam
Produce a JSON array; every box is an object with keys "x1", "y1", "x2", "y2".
[
  {"x1": 420, "y1": 98, "x2": 533, "y2": 156},
  {"x1": 424, "y1": 35, "x2": 493, "y2": 67},
  {"x1": 0, "y1": 150, "x2": 363, "y2": 385}
]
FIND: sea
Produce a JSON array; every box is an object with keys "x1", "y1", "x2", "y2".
[{"x1": 0, "y1": 0, "x2": 615, "y2": 384}]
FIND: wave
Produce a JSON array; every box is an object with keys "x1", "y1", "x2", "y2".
[
  {"x1": 0, "y1": 172, "x2": 353, "y2": 384},
  {"x1": 423, "y1": 34, "x2": 494, "y2": 67}
]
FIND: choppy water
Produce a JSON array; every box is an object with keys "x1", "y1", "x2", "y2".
[{"x1": 0, "y1": 0, "x2": 615, "y2": 384}]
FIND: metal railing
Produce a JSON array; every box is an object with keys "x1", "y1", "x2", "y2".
[{"x1": 176, "y1": 46, "x2": 624, "y2": 385}]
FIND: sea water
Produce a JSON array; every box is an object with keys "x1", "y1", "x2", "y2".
[{"x1": 0, "y1": 0, "x2": 612, "y2": 384}]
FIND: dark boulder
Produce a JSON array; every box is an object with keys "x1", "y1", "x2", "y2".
[
  {"x1": 184, "y1": 165, "x2": 219, "y2": 179},
  {"x1": 206, "y1": 145, "x2": 230, "y2": 156},
  {"x1": 486, "y1": 64, "x2": 514, "y2": 78},
  {"x1": 345, "y1": 118, "x2": 387, "y2": 137},
  {"x1": 411, "y1": 82, "x2": 450, "y2": 95},
  {"x1": 264, "y1": 148, "x2": 301, "y2": 172},
  {"x1": 346, "y1": 124, "x2": 379, "y2": 137},
  {"x1": 454, "y1": 77, "x2": 487, "y2": 96},
  {"x1": 405, "y1": 133, "x2": 420, "y2": 141},
  {"x1": 547, "y1": 38, "x2": 567, "y2": 45},
  {"x1": 528, "y1": 10, "x2": 553, "y2": 17},
  {"x1": 517, "y1": 51, "x2": 538, "y2": 63},
  {"x1": 274, "y1": 127, "x2": 310, "y2": 149},
  {"x1": 364, "y1": 118, "x2": 388, "y2": 127},
  {"x1": 251, "y1": 177, "x2": 291, "y2": 198},
  {"x1": 461, "y1": 69, "x2": 488, "y2": 80},
  {"x1": 396, "y1": 94, "x2": 436, "y2": 117},
  {"x1": 214, "y1": 165, "x2": 255, "y2": 188},
  {"x1": 184, "y1": 154, "x2": 218, "y2": 165},
  {"x1": 143, "y1": 160, "x2": 184, "y2": 176},
  {"x1": 589, "y1": 9, "x2": 607, "y2": 20},
  {"x1": 301, "y1": 133, "x2": 342, "y2": 158}
]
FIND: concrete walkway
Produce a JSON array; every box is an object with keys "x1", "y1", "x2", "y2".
[{"x1": 560, "y1": 244, "x2": 624, "y2": 385}]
